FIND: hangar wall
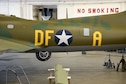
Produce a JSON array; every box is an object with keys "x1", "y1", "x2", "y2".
[
  {"x1": 0, "y1": 0, "x2": 126, "y2": 20},
  {"x1": 21, "y1": 4, "x2": 33, "y2": 20},
  {"x1": 57, "y1": 2, "x2": 126, "y2": 19},
  {"x1": 0, "y1": 0, "x2": 21, "y2": 17},
  {"x1": 0, "y1": 0, "x2": 33, "y2": 19}
]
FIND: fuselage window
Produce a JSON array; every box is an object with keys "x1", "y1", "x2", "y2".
[
  {"x1": 83, "y1": 28, "x2": 90, "y2": 36},
  {"x1": 7, "y1": 24, "x2": 14, "y2": 29}
]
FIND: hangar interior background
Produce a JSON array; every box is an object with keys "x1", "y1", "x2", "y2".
[
  {"x1": 0, "y1": 0, "x2": 126, "y2": 20},
  {"x1": 0, "y1": 0, "x2": 126, "y2": 84}
]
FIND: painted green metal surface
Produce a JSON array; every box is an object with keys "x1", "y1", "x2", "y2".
[
  {"x1": 0, "y1": 11, "x2": 126, "y2": 52},
  {"x1": 55, "y1": 64, "x2": 68, "y2": 84}
]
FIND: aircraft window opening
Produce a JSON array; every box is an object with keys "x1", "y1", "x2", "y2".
[
  {"x1": 7, "y1": 24, "x2": 14, "y2": 29},
  {"x1": 83, "y1": 28, "x2": 90, "y2": 36}
]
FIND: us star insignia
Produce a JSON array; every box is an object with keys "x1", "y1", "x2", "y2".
[{"x1": 55, "y1": 29, "x2": 73, "y2": 46}]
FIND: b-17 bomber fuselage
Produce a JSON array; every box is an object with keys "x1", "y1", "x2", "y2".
[{"x1": 0, "y1": 11, "x2": 126, "y2": 61}]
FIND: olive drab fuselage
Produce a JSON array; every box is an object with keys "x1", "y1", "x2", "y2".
[{"x1": 0, "y1": 11, "x2": 126, "y2": 52}]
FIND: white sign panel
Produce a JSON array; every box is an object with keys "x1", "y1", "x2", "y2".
[
  {"x1": 67, "y1": 3, "x2": 121, "y2": 18},
  {"x1": 0, "y1": 0, "x2": 9, "y2": 15}
]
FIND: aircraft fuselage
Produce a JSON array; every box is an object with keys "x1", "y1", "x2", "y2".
[{"x1": 0, "y1": 11, "x2": 126, "y2": 61}]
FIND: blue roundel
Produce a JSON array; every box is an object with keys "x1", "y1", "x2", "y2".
[{"x1": 55, "y1": 30, "x2": 73, "y2": 46}]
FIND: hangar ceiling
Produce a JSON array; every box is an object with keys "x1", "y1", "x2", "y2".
[
  {"x1": 26, "y1": 0, "x2": 125, "y2": 5},
  {"x1": 1, "y1": 0, "x2": 124, "y2": 1},
  {"x1": 25, "y1": 0, "x2": 125, "y2": 3},
  {"x1": 0, "y1": 0, "x2": 125, "y2": 4},
  {"x1": 0, "y1": 0, "x2": 125, "y2": 3}
]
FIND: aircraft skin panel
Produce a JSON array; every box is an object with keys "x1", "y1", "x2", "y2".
[
  {"x1": 0, "y1": 37, "x2": 39, "y2": 52},
  {"x1": 38, "y1": 44, "x2": 126, "y2": 52},
  {"x1": 0, "y1": 11, "x2": 126, "y2": 52}
]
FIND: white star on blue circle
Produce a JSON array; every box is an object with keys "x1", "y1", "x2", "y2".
[{"x1": 55, "y1": 30, "x2": 73, "y2": 46}]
